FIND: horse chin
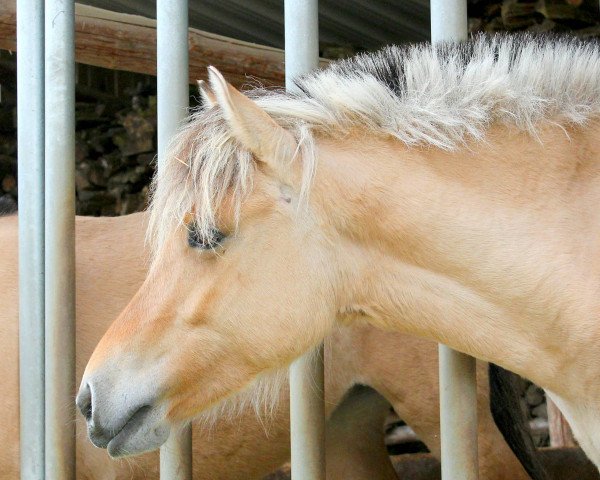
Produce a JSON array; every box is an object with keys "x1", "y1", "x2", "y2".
[{"x1": 104, "y1": 405, "x2": 171, "y2": 458}]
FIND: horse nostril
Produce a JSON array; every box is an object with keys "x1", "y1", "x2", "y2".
[
  {"x1": 83, "y1": 401, "x2": 92, "y2": 422},
  {"x1": 76, "y1": 383, "x2": 93, "y2": 422}
]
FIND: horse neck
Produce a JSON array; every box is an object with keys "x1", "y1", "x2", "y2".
[{"x1": 314, "y1": 122, "x2": 600, "y2": 397}]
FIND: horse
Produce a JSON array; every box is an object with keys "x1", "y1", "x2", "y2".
[
  {"x1": 0, "y1": 212, "x2": 546, "y2": 478},
  {"x1": 78, "y1": 33, "x2": 600, "y2": 468}
]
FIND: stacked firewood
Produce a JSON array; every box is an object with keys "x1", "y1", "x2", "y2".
[
  {"x1": 469, "y1": 0, "x2": 600, "y2": 36},
  {"x1": 0, "y1": 53, "x2": 161, "y2": 217},
  {"x1": 0, "y1": 53, "x2": 16, "y2": 214},
  {"x1": 73, "y1": 89, "x2": 158, "y2": 216},
  {"x1": 0, "y1": 141, "x2": 16, "y2": 213}
]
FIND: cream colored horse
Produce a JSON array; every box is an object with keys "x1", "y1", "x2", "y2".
[
  {"x1": 0, "y1": 213, "x2": 537, "y2": 479},
  {"x1": 79, "y1": 35, "x2": 600, "y2": 468},
  {"x1": 78, "y1": 37, "x2": 600, "y2": 465}
]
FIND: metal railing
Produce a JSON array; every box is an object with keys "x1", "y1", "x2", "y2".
[
  {"x1": 284, "y1": 2, "x2": 327, "y2": 478},
  {"x1": 156, "y1": 0, "x2": 193, "y2": 477},
  {"x1": 44, "y1": 2, "x2": 77, "y2": 478},
  {"x1": 18, "y1": 0, "x2": 77, "y2": 479},
  {"x1": 17, "y1": 1, "x2": 478, "y2": 479},
  {"x1": 17, "y1": 0, "x2": 45, "y2": 478},
  {"x1": 430, "y1": 2, "x2": 480, "y2": 479}
]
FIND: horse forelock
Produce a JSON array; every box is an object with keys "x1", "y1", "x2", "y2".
[
  {"x1": 147, "y1": 106, "x2": 254, "y2": 255},
  {"x1": 147, "y1": 101, "x2": 317, "y2": 256},
  {"x1": 148, "y1": 33, "x2": 600, "y2": 253}
]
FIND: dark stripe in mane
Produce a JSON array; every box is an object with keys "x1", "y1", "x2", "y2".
[
  {"x1": 150, "y1": 32, "x2": 600, "y2": 252},
  {"x1": 295, "y1": 33, "x2": 598, "y2": 100}
]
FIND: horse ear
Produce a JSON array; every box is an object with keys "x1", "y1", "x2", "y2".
[
  {"x1": 207, "y1": 66, "x2": 298, "y2": 174},
  {"x1": 197, "y1": 80, "x2": 217, "y2": 108}
]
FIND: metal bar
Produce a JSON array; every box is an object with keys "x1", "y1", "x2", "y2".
[
  {"x1": 289, "y1": 351, "x2": 326, "y2": 480},
  {"x1": 157, "y1": 1, "x2": 192, "y2": 478},
  {"x1": 285, "y1": 0, "x2": 319, "y2": 87},
  {"x1": 17, "y1": 0, "x2": 45, "y2": 478},
  {"x1": 430, "y1": 2, "x2": 479, "y2": 479},
  {"x1": 285, "y1": 1, "x2": 325, "y2": 479},
  {"x1": 438, "y1": 345, "x2": 479, "y2": 479},
  {"x1": 430, "y1": 0, "x2": 468, "y2": 44},
  {"x1": 157, "y1": 0, "x2": 189, "y2": 172},
  {"x1": 44, "y1": 0, "x2": 76, "y2": 478}
]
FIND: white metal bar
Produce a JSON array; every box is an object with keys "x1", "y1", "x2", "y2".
[
  {"x1": 289, "y1": 351, "x2": 326, "y2": 479},
  {"x1": 157, "y1": 0, "x2": 189, "y2": 171},
  {"x1": 44, "y1": 0, "x2": 76, "y2": 478},
  {"x1": 431, "y1": 3, "x2": 479, "y2": 478},
  {"x1": 157, "y1": 1, "x2": 192, "y2": 478},
  {"x1": 17, "y1": 1, "x2": 45, "y2": 478},
  {"x1": 431, "y1": 0, "x2": 468, "y2": 44},
  {"x1": 285, "y1": 0, "x2": 320, "y2": 86},
  {"x1": 285, "y1": 1, "x2": 325, "y2": 479},
  {"x1": 438, "y1": 345, "x2": 479, "y2": 479}
]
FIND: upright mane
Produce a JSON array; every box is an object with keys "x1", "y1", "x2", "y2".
[{"x1": 149, "y1": 33, "x2": 600, "y2": 251}]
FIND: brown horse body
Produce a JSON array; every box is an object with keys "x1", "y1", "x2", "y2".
[{"x1": 0, "y1": 213, "x2": 529, "y2": 478}]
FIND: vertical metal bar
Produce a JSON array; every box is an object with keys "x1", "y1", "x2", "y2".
[
  {"x1": 431, "y1": 3, "x2": 479, "y2": 479},
  {"x1": 285, "y1": 0, "x2": 319, "y2": 85},
  {"x1": 431, "y1": 0, "x2": 468, "y2": 44},
  {"x1": 157, "y1": 0, "x2": 189, "y2": 172},
  {"x1": 44, "y1": 0, "x2": 76, "y2": 479},
  {"x1": 285, "y1": 2, "x2": 325, "y2": 479},
  {"x1": 157, "y1": 1, "x2": 192, "y2": 478},
  {"x1": 17, "y1": 1, "x2": 45, "y2": 478},
  {"x1": 289, "y1": 351, "x2": 326, "y2": 480},
  {"x1": 438, "y1": 345, "x2": 479, "y2": 479}
]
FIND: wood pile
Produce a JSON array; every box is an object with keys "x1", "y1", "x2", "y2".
[
  {"x1": 0, "y1": 52, "x2": 16, "y2": 214},
  {"x1": 469, "y1": 0, "x2": 600, "y2": 36},
  {"x1": 73, "y1": 88, "x2": 158, "y2": 216},
  {"x1": 0, "y1": 52, "x2": 161, "y2": 217}
]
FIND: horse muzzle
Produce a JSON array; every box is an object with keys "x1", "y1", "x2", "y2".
[{"x1": 76, "y1": 376, "x2": 171, "y2": 457}]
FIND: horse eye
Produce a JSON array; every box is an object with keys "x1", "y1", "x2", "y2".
[{"x1": 188, "y1": 226, "x2": 226, "y2": 250}]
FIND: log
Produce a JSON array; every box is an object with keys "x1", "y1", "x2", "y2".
[{"x1": 0, "y1": 1, "x2": 328, "y2": 88}]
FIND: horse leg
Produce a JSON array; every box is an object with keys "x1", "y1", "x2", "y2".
[
  {"x1": 339, "y1": 325, "x2": 533, "y2": 480},
  {"x1": 326, "y1": 385, "x2": 398, "y2": 480},
  {"x1": 545, "y1": 391, "x2": 600, "y2": 469}
]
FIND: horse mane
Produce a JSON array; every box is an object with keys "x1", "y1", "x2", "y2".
[{"x1": 149, "y1": 33, "x2": 600, "y2": 250}]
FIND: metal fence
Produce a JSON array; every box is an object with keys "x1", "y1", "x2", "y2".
[{"x1": 17, "y1": 0, "x2": 477, "y2": 479}]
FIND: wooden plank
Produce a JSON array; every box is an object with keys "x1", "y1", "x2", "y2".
[{"x1": 0, "y1": 1, "x2": 329, "y2": 88}]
